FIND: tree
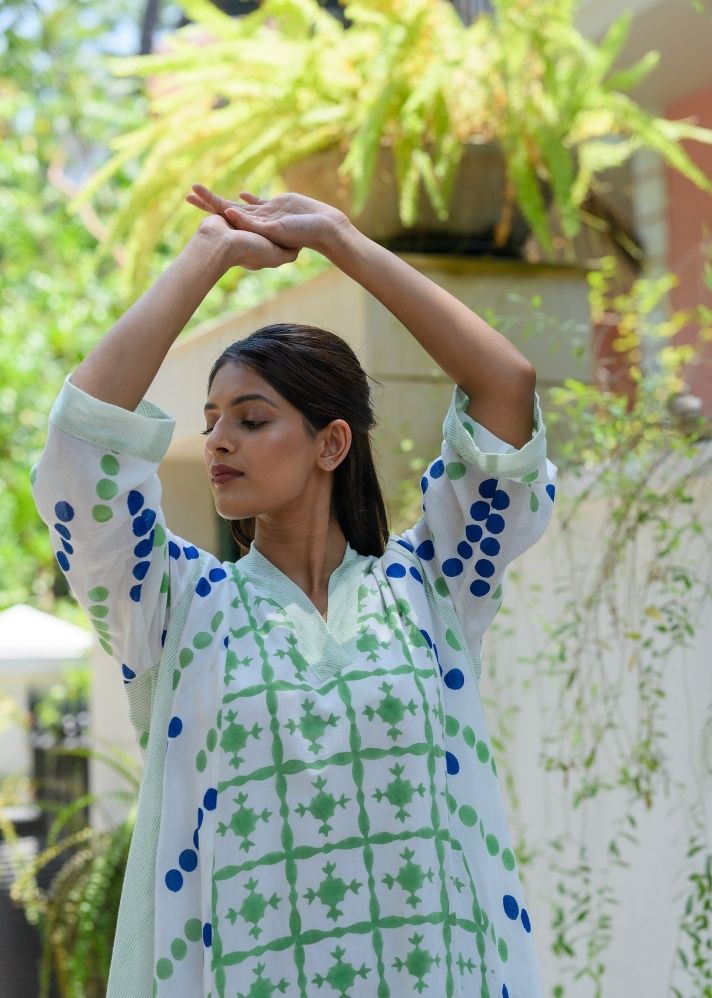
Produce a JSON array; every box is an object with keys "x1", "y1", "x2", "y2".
[
  {"x1": 0, "y1": 0, "x2": 145, "y2": 610},
  {"x1": 0, "y1": 0, "x2": 331, "y2": 611},
  {"x1": 76, "y1": 0, "x2": 712, "y2": 294}
]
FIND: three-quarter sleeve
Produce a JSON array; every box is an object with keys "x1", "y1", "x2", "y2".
[
  {"x1": 30, "y1": 373, "x2": 204, "y2": 688},
  {"x1": 396, "y1": 384, "x2": 557, "y2": 663}
]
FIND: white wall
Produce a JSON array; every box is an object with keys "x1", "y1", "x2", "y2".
[
  {"x1": 0, "y1": 676, "x2": 31, "y2": 778},
  {"x1": 0, "y1": 662, "x2": 89, "y2": 780},
  {"x1": 479, "y1": 462, "x2": 712, "y2": 995},
  {"x1": 88, "y1": 642, "x2": 142, "y2": 832}
]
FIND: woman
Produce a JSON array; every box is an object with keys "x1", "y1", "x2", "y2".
[{"x1": 31, "y1": 184, "x2": 557, "y2": 997}]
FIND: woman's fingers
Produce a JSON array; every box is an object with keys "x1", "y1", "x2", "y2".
[
  {"x1": 185, "y1": 192, "x2": 213, "y2": 212},
  {"x1": 272, "y1": 246, "x2": 300, "y2": 265},
  {"x1": 190, "y1": 185, "x2": 303, "y2": 261},
  {"x1": 226, "y1": 207, "x2": 287, "y2": 246},
  {"x1": 224, "y1": 205, "x2": 263, "y2": 227},
  {"x1": 224, "y1": 210, "x2": 296, "y2": 256},
  {"x1": 191, "y1": 183, "x2": 236, "y2": 215},
  {"x1": 236, "y1": 232, "x2": 300, "y2": 270},
  {"x1": 238, "y1": 191, "x2": 266, "y2": 205},
  {"x1": 187, "y1": 185, "x2": 268, "y2": 217}
]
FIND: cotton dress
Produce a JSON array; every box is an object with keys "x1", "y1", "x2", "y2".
[{"x1": 31, "y1": 373, "x2": 556, "y2": 998}]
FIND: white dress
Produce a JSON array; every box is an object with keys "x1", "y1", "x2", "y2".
[{"x1": 31, "y1": 373, "x2": 556, "y2": 998}]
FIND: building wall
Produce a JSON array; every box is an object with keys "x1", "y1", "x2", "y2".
[
  {"x1": 158, "y1": 460, "x2": 216, "y2": 553},
  {"x1": 665, "y1": 82, "x2": 712, "y2": 415},
  {"x1": 480, "y1": 464, "x2": 712, "y2": 995},
  {"x1": 148, "y1": 257, "x2": 590, "y2": 516},
  {"x1": 0, "y1": 677, "x2": 31, "y2": 779}
]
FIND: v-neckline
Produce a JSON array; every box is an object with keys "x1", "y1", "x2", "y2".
[{"x1": 236, "y1": 542, "x2": 375, "y2": 683}]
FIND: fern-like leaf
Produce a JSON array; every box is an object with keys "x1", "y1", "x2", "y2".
[{"x1": 605, "y1": 51, "x2": 660, "y2": 94}]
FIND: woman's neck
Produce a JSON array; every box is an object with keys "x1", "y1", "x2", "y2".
[{"x1": 252, "y1": 516, "x2": 348, "y2": 605}]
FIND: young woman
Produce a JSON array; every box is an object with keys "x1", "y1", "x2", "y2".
[{"x1": 31, "y1": 184, "x2": 557, "y2": 997}]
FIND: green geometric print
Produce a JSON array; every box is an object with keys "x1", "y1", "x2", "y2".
[{"x1": 151, "y1": 561, "x2": 520, "y2": 998}]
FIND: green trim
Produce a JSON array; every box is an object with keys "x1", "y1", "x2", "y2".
[
  {"x1": 443, "y1": 385, "x2": 546, "y2": 481},
  {"x1": 107, "y1": 551, "x2": 205, "y2": 998},
  {"x1": 125, "y1": 664, "x2": 158, "y2": 736},
  {"x1": 49, "y1": 373, "x2": 175, "y2": 463},
  {"x1": 236, "y1": 542, "x2": 376, "y2": 683}
]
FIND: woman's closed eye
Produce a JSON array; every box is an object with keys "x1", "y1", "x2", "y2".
[{"x1": 200, "y1": 421, "x2": 266, "y2": 436}]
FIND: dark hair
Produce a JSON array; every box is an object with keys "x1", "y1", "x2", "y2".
[{"x1": 206, "y1": 323, "x2": 390, "y2": 558}]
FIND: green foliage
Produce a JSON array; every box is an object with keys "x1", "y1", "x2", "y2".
[
  {"x1": 672, "y1": 805, "x2": 712, "y2": 996},
  {"x1": 387, "y1": 437, "x2": 429, "y2": 537},
  {"x1": 0, "y1": 0, "x2": 143, "y2": 610},
  {"x1": 31, "y1": 668, "x2": 91, "y2": 737},
  {"x1": 0, "y1": 0, "x2": 331, "y2": 610},
  {"x1": 6, "y1": 743, "x2": 139, "y2": 998},
  {"x1": 76, "y1": 0, "x2": 712, "y2": 293}
]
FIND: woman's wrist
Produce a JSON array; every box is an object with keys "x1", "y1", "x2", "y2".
[
  {"x1": 320, "y1": 217, "x2": 368, "y2": 268},
  {"x1": 186, "y1": 227, "x2": 234, "y2": 281}
]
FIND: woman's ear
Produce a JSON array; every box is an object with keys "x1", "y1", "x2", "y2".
[{"x1": 319, "y1": 419, "x2": 352, "y2": 470}]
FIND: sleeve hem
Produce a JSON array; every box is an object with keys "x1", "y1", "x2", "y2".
[
  {"x1": 443, "y1": 385, "x2": 547, "y2": 480},
  {"x1": 49, "y1": 373, "x2": 176, "y2": 463}
]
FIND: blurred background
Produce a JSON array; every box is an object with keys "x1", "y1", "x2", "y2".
[{"x1": 1, "y1": 0, "x2": 712, "y2": 994}]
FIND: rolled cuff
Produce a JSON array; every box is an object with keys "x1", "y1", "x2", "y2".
[
  {"x1": 49, "y1": 373, "x2": 176, "y2": 463},
  {"x1": 442, "y1": 384, "x2": 547, "y2": 480}
]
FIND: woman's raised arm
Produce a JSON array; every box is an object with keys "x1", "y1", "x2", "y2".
[
  {"x1": 199, "y1": 185, "x2": 537, "y2": 449},
  {"x1": 70, "y1": 213, "x2": 298, "y2": 411},
  {"x1": 324, "y1": 228, "x2": 536, "y2": 448}
]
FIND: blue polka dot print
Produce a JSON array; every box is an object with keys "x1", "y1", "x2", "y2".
[
  {"x1": 53, "y1": 501, "x2": 75, "y2": 571},
  {"x1": 195, "y1": 567, "x2": 227, "y2": 597},
  {"x1": 54, "y1": 500, "x2": 75, "y2": 522},
  {"x1": 28, "y1": 375, "x2": 557, "y2": 996}
]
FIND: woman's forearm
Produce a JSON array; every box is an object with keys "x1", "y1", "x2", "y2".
[
  {"x1": 325, "y1": 224, "x2": 536, "y2": 448},
  {"x1": 70, "y1": 232, "x2": 230, "y2": 411}
]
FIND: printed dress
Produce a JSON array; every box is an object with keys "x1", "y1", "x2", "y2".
[{"x1": 31, "y1": 373, "x2": 557, "y2": 998}]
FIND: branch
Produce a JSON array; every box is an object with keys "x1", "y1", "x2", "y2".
[{"x1": 46, "y1": 160, "x2": 126, "y2": 268}]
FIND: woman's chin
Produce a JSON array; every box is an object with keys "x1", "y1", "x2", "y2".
[{"x1": 215, "y1": 501, "x2": 261, "y2": 521}]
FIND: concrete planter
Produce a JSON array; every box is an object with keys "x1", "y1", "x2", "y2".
[{"x1": 283, "y1": 140, "x2": 546, "y2": 251}]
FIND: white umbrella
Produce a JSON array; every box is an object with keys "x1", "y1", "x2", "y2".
[
  {"x1": 0, "y1": 604, "x2": 92, "y2": 672},
  {"x1": 0, "y1": 605, "x2": 94, "y2": 778}
]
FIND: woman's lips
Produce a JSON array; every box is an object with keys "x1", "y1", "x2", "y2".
[{"x1": 211, "y1": 471, "x2": 243, "y2": 485}]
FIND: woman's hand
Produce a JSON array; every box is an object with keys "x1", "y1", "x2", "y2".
[
  {"x1": 191, "y1": 210, "x2": 300, "y2": 273},
  {"x1": 187, "y1": 183, "x2": 352, "y2": 257}
]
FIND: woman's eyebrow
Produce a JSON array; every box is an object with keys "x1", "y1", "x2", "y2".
[{"x1": 203, "y1": 393, "x2": 279, "y2": 412}]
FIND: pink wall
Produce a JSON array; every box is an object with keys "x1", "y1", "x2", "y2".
[{"x1": 664, "y1": 84, "x2": 712, "y2": 416}]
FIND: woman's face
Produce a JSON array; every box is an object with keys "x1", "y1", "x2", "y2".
[{"x1": 202, "y1": 360, "x2": 348, "y2": 522}]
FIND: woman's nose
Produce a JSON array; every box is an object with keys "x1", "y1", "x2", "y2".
[{"x1": 206, "y1": 419, "x2": 234, "y2": 453}]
